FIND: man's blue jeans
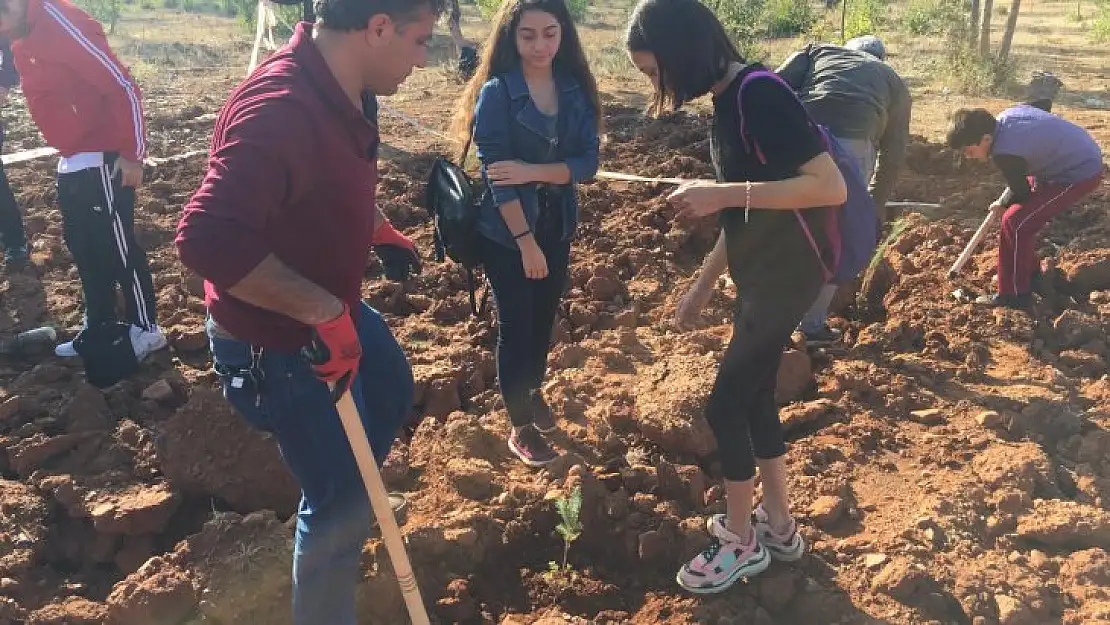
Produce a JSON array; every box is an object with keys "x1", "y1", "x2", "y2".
[{"x1": 207, "y1": 301, "x2": 413, "y2": 625}]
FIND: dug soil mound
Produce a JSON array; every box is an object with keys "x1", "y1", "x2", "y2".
[{"x1": 1, "y1": 96, "x2": 1110, "y2": 624}]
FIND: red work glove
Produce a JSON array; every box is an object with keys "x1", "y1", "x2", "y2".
[
  {"x1": 372, "y1": 220, "x2": 422, "y2": 282},
  {"x1": 301, "y1": 302, "x2": 361, "y2": 402}
]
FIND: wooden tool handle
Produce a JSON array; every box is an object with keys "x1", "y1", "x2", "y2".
[
  {"x1": 333, "y1": 387, "x2": 430, "y2": 625},
  {"x1": 948, "y1": 210, "x2": 998, "y2": 277}
]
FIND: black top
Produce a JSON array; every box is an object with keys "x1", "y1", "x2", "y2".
[
  {"x1": 710, "y1": 64, "x2": 833, "y2": 290},
  {"x1": 992, "y1": 154, "x2": 1031, "y2": 207}
]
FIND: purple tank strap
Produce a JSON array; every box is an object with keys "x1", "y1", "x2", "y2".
[{"x1": 735, "y1": 70, "x2": 834, "y2": 281}]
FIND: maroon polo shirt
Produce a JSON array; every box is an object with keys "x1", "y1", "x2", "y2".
[{"x1": 176, "y1": 22, "x2": 379, "y2": 351}]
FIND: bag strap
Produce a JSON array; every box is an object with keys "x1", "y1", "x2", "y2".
[
  {"x1": 465, "y1": 268, "x2": 491, "y2": 317},
  {"x1": 733, "y1": 69, "x2": 834, "y2": 282}
]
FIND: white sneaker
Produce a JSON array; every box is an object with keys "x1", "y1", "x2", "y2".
[
  {"x1": 54, "y1": 340, "x2": 78, "y2": 358},
  {"x1": 130, "y1": 325, "x2": 168, "y2": 361},
  {"x1": 55, "y1": 315, "x2": 87, "y2": 358}
]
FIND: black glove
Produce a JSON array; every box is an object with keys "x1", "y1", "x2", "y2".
[{"x1": 372, "y1": 220, "x2": 421, "y2": 282}]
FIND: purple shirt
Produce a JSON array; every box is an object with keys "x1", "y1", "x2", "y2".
[{"x1": 992, "y1": 105, "x2": 1103, "y2": 187}]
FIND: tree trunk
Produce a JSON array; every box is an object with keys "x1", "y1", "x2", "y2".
[
  {"x1": 841, "y1": 0, "x2": 848, "y2": 42},
  {"x1": 999, "y1": 0, "x2": 1022, "y2": 61},
  {"x1": 980, "y1": 0, "x2": 994, "y2": 57},
  {"x1": 970, "y1": 0, "x2": 981, "y2": 48}
]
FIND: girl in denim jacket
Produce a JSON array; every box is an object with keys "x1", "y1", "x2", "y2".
[{"x1": 451, "y1": 0, "x2": 601, "y2": 467}]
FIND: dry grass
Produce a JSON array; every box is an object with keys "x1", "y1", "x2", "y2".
[{"x1": 90, "y1": 0, "x2": 1107, "y2": 151}]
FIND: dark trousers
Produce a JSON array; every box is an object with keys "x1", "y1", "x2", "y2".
[
  {"x1": 481, "y1": 217, "x2": 571, "y2": 427},
  {"x1": 57, "y1": 155, "x2": 157, "y2": 329},
  {"x1": 0, "y1": 126, "x2": 26, "y2": 252},
  {"x1": 706, "y1": 270, "x2": 824, "y2": 482}
]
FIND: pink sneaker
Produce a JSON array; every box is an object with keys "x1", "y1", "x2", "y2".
[
  {"x1": 677, "y1": 518, "x2": 770, "y2": 594},
  {"x1": 707, "y1": 505, "x2": 806, "y2": 562}
]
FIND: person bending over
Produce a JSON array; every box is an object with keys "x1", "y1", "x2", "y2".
[
  {"x1": 946, "y1": 106, "x2": 1103, "y2": 309},
  {"x1": 626, "y1": 0, "x2": 847, "y2": 594},
  {"x1": 776, "y1": 34, "x2": 910, "y2": 346}
]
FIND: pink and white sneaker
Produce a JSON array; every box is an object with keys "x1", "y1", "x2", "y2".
[
  {"x1": 707, "y1": 505, "x2": 806, "y2": 562},
  {"x1": 676, "y1": 518, "x2": 770, "y2": 594}
]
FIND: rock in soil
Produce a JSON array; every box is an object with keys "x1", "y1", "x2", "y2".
[
  {"x1": 1016, "y1": 500, "x2": 1110, "y2": 550},
  {"x1": 809, "y1": 495, "x2": 846, "y2": 529},
  {"x1": 105, "y1": 556, "x2": 198, "y2": 625},
  {"x1": 1059, "y1": 249, "x2": 1110, "y2": 292},
  {"x1": 757, "y1": 568, "x2": 799, "y2": 612},
  {"x1": 972, "y1": 442, "x2": 1057, "y2": 498},
  {"x1": 871, "y1": 557, "x2": 931, "y2": 601},
  {"x1": 638, "y1": 529, "x2": 672, "y2": 564},
  {"x1": 26, "y1": 598, "x2": 108, "y2": 625},
  {"x1": 780, "y1": 398, "x2": 837, "y2": 432},
  {"x1": 1058, "y1": 548, "x2": 1110, "y2": 603},
  {"x1": 993, "y1": 593, "x2": 1037, "y2": 625},
  {"x1": 36, "y1": 476, "x2": 182, "y2": 536},
  {"x1": 8, "y1": 432, "x2": 92, "y2": 476},
  {"x1": 775, "y1": 349, "x2": 813, "y2": 404},
  {"x1": 633, "y1": 354, "x2": 719, "y2": 458},
  {"x1": 154, "y1": 387, "x2": 299, "y2": 516},
  {"x1": 445, "y1": 457, "x2": 498, "y2": 500},
  {"x1": 435, "y1": 578, "x2": 480, "y2": 623},
  {"x1": 141, "y1": 380, "x2": 176, "y2": 404}
]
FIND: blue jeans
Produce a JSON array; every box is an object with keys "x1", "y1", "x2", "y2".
[{"x1": 207, "y1": 301, "x2": 413, "y2": 625}]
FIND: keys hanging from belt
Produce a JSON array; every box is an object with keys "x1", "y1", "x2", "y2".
[{"x1": 215, "y1": 344, "x2": 266, "y2": 391}]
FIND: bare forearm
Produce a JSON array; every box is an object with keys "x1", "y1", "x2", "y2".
[
  {"x1": 695, "y1": 230, "x2": 729, "y2": 289},
  {"x1": 227, "y1": 255, "x2": 344, "y2": 325},
  {"x1": 531, "y1": 163, "x2": 572, "y2": 185},
  {"x1": 497, "y1": 199, "x2": 532, "y2": 245},
  {"x1": 715, "y1": 174, "x2": 845, "y2": 211}
]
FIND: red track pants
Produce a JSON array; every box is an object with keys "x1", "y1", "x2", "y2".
[{"x1": 998, "y1": 172, "x2": 1103, "y2": 295}]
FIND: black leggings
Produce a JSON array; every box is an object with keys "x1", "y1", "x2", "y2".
[
  {"x1": 706, "y1": 272, "x2": 824, "y2": 481},
  {"x1": 481, "y1": 218, "x2": 570, "y2": 427}
]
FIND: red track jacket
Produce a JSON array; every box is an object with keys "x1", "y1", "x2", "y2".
[{"x1": 11, "y1": 0, "x2": 146, "y2": 161}]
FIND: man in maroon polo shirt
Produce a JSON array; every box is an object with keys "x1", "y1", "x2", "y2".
[{"x1": 175, "y1": 0, "x2": 442, "y2": 622}]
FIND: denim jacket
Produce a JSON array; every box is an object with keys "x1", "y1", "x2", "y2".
[{"x1": 472, "y1": 65, "x2": 600, "y2": 249}]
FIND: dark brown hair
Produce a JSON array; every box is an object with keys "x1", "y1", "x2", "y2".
[
  {"x1": 946, "y1": 107, "x2": 997, "y2": 149},
  {"x1": 315, "y1": 0, "x2": 449, "y2": 31},
  {"x1": 450, "y1": 0, "x2": 602, "y2": 160},
  {"x1": 625, "y1": 0, "x2": 743, "y2": 115}
]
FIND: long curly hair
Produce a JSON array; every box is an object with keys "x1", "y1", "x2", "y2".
[{"x1": 449, "y1": 0, "x2": 602, "y2": 162}]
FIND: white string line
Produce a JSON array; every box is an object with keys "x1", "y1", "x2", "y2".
[
  {"x1": 0, "y1": 98, "x2": 942, "y2": 208},
  {"x1": 375, "y1": 101, "x2": 685, "y2": 185},
  {"x1": 374, "y1": 102, "x2": 943, "y2": 206}
]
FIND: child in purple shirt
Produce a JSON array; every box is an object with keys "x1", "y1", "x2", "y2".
[{"x1": 947, "y1": 105, "x2": 1104, "y2": 308}]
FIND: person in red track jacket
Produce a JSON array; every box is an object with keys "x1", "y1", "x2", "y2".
[{"x1": 0, "y1": 0, "x2": 166, "y2": 361}]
